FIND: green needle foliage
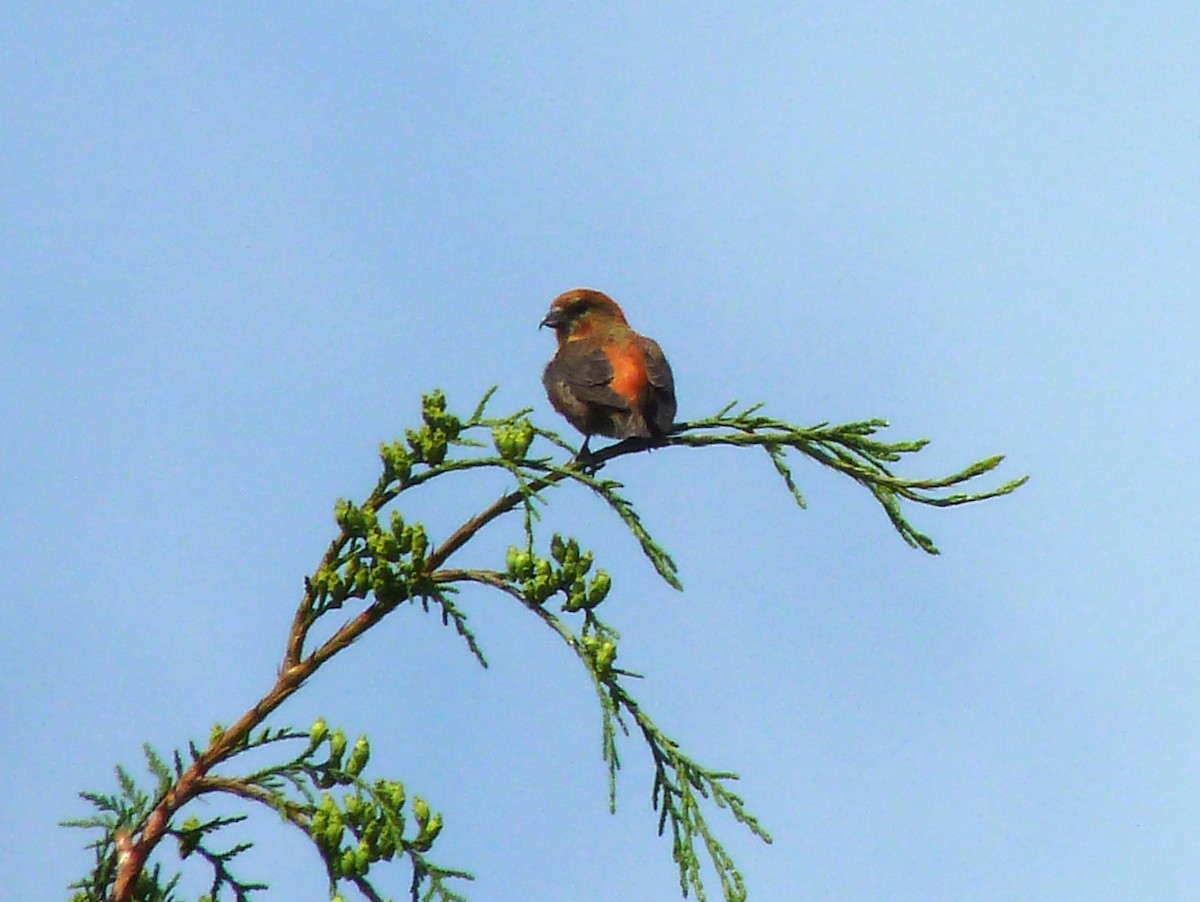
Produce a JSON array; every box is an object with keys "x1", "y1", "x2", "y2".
[{"x1": 66, "y1": 388, "x2": 1024, "y2": 902}]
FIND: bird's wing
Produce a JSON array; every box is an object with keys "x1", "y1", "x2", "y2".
[
  {"x1": 544, "y1": 340, "x2": 631, "y2": 411},
  {"x1": 640, "y1": 337, "x2": 674, "y2": 393},
  {"x1": 640, "y1": 337, "x2": 677, "y2": 433}
]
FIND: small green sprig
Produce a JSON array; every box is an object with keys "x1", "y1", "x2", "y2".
[
  {"x1": 66, "y1": 722, "x2": 469, "y2": 902},
  {"x1": 674, "y1": 402, "x2": 1027, "y2": 554}
]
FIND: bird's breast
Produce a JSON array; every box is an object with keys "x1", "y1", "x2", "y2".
[{"x1": 604, "y1": 343, "x2": 650, "y2": 402}]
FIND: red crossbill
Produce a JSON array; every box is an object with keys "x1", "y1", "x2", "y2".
[{"x1": 541, "y1": 288, "x2": 677, "y2": 455}]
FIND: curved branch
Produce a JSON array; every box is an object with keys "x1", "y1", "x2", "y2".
[{"x1": 103, "y1": 394, "x2": 1023, "y2": 901}]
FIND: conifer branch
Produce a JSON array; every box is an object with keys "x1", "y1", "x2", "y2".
[{"x1": 68, "y1": 388, "x2": 1022, "y2": 902}]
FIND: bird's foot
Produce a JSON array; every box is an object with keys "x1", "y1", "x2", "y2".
[{"x1": 572, "y1": 438, "x2": 598, "y2": 471}]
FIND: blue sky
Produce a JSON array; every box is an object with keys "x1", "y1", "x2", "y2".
[{"x1": 4, "y1": 5, "x2": 1198, "y2": 900}]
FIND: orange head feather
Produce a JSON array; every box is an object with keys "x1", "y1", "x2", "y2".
[{"x1": 539, "y1": 288, "x2": 629, "y2": 344}]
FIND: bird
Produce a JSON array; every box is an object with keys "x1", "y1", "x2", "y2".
[{"x1": 540, "y1": 288, "x2": 677, "y2": 458}]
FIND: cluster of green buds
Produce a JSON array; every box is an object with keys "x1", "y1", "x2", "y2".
[
  {"x1": 378, "y1": 439, "x2": 413, "y2": 486},
  {"x1": 492, "y1": 416, "x2": 535, "y2": 461},
  {"x1": 408, "y1": 795, "x2": 444, "y2": 852},
  {"x1": 310, "y1": 785, "x2": 404, "y2": 879},
  {"x1": 403, "y1": 390, "x2": 463, "y2": 467},
  {"x1": 305, "y1": 722, "x2": 442, "y2": 879},
  {"x1": 504, "y1": 535, "x2": 612, "y2": 611},
  {"x1": 333, "y1": 498, "x2": 377, "y2": 539},
  {"x1": 362, "y1": 511, "x2": 426, "y2": 564},
  {"x1": 581, "y1": 634, "x2": 619, "y2": 679},
  {"x1": 313, "y1": 508, "x2": 431, "y2": 611},
  {"x1": 307, "y1": 719, "x2": 372, "y2": 788},
  {"x1": 310, "y1": 784, "x2": 442, "y2": 879}
]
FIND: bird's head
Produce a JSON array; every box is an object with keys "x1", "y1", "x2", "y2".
[{"x1": 540, "y1": 289, "x2": 628, "y2": 342}]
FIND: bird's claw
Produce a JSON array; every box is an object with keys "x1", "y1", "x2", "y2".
[{"x1": 573, "y1": 439, "x2": 599, "y2": 472}]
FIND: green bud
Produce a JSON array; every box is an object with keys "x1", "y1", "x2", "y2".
[
  {"x1": 413, "y1": 811, "x2": 443, "y2": 851},
  {"x1": 422, "y1": 389, "x2": 447, "y2": 421},
  {"x1": 309, "y1": 717, "x2": 329, "y2": 748},
  {"x1": 325, "y1": 806, "x2": 345, "y2": 851},
  {"x1": 353, "y1": 565, "x2": 371, "y2": 598},
  {"x1": 409, "y1": 524, "x2": 428, "y2": 563},
  {"x1": 493, "y1": 419, "x2": 533, "y2": 460},
  {"x1": 372, "y1": 566, "x2": 407, "y2": 606},
  {"x1": 378, "y1": 829, "x2": 397, "y2": 860},
  {"x1": 396, "y1": 454, "x2": 413, "y2": 483},
  {"x1": 378, "y1": 545, "x2": 400, "y2": 574},
  {"x1": 369, "y1": 564, "x2": 390, "y2": 593},
  {"x1": 209, "y1": 723, "x2": 224, "y2": 746},
  {"x1": 335, "y1": 499, "x2": 369, "y2": 537},
  {"x1": 577, "y1": 551, "x2": 593, "y2": 576},
  {"x1": 370, "y1": 530, "x2": 401, "y2": 562},
  {"x1": 586, "y1": 570, "x2": 612, "y2": 608},
  {"x1": 355, "y1": 837, "x2": 371, "y2": 872},
  {"x1": 513, "y1": 418, "x2": 534, "y2": 458},
  {"x1": 550, "y1": 534, "x2": 566, "y2": 563},
  {"x1": 311, "y1": 805, "x2": 328, "y2": 835},
  {"x1": 593, "y1": 639, "x2": 618, "y2": 676},
  {"x1": 419, "y1": 391, "x2": 463, "y2": 441},
  {"x1": 412, "y1": 796, "x2": 431, "y2": 828},
  {"x1": 328, "y1": 729, "x2": 347, "y2": 766},
  {"x1": 405, "y1": 428, "x2": 426, "y2": 463},
  {"x1": 379, "y1": 779, "x2": 406, "y2": 812},
  {"x1": 311, "y1": 806, "x2": 332, "y2": 846},
  {"x1": 177, "y1": 816, "x2": 201, "y2": 858},
  {"x1": 521, "y1": 578, "x2": 542, "y2": 605},
  {"x1": 339, "y1": 847, "x2": 358, "y2": 877},
  {"x1": 425, "y1": 811, "x2": 443, "y2": 843},
  {"x1": 506, "y1": 547, "x2": 533, "y2": 579},
  {"x1": 326, "y1": 571, "x2": 347, "y2": 608},
  {"x1": 425, "y1": 429, "x2": 449, "y2": 465},
  {"x1": 564, "y1": 539, "x2": 580, "y2": 566},
  {"x1": 493, "y1": 425, "x2": 513, "y2": 459},
  {"x1": 562, "y1": 577, "x2": 587, "y2": 612},
  {"x1": 346, "y1": 735, "x2": 370, "y2": 777},
  {"x1": 310, "y1": 566, "x2": 331, "y2": 597},
  {"x1": 362, "y1": 816, "x2": 382, "y2": 848},
  {"x1": 379, "y1": 441, "x2": 413, "y2": 485}
]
